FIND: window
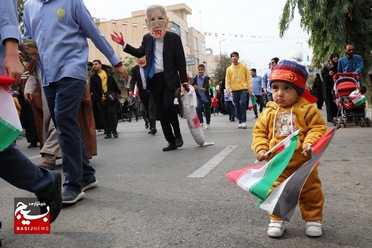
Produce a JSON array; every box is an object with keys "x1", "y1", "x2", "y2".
[
  {"x1": 184, "y1": 31, "x2": 189, "y2": 46},
  {"x1": 170, "y1": 22, "x2": 181, "y2": 36},
  {"x1": 201, "y1": 42, "x2": 206, "y2": 55},
  {"x1": 194, "y1": 37, "x2": 198, "y2": 52}
]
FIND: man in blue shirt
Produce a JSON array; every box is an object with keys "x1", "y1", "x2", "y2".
[
  {"x1": 193, "y1": 64, "x2": 211, "y2": 129},
  {"x1": 261, "y1": 57, "x2": 279, "y2": 102},
  {"x1": 250, "y1": 68, "x2": 265, "y2": 118},
  {"x1": 0, "y1": 0, "x2": 62, "y2": 225},
  {"x1": 337, "y1": 42, "x2": 364, "y2": 86},
  {"x1": 23, "y1": 0, "x2": 128, "y2": 205}
]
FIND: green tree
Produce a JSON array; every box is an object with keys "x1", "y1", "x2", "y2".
[
  {"x1": 279, "y1": 0, "x2": 372, "y2": 102},
  {"x1": 212, "y1": 55, "x2": 231, "y2": 85},
  {"x1": 122, "y1": 56, "x2": 135, "y2": 77},
  {"x1": 18, "y1": 0, "x2": 25, "y2": 34}
]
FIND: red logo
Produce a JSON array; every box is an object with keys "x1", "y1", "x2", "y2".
[{"x1": 14, "y1": 198, "x2": 50, "y2": 234}]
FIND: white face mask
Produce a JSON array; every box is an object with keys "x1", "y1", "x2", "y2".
[{"x1": 146, "y1": 9, "x2": 169, "y2": 39}]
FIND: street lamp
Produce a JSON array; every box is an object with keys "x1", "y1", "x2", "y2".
[
  {"x1": 219, "y1": 39, "x2": 227, "y2": 83},
  {"x1": 219, "y1": 39, "x2": 226, "y2": 57}
]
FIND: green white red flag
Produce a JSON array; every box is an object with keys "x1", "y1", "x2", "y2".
[
  {"x1": 226, "y1": 131, "x2": 299, "y2": 200},
  {"x1": 349, "y1": 95, "x2": 366, "y2": 107},
  {"x1": 0, "y1": 75, "x2": 22, "y2": 151},
  {"x1": 259, "y1": 128, "x2": 336, "y2": 221},
  {"x1": 248, "y1": 94, "x2": 257, "y2": 110}
]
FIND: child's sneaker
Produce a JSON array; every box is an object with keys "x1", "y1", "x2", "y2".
[
  {"x1": 267, "y1": 220, "x2": 285, "y2": 238},
  {"x1": 306, "y1": 221, "x2": 322, "y2": 237}
]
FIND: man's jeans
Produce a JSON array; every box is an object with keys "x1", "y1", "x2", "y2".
[
  {"x1": 232, "y1": 90, "x2": 248, "y2": 123},
  {"x1": 43, "y1": 78, "x2": 95, "y2": 191},
  {"x1": 196, "y1": 98, "x2": 211, "y2": 125}
]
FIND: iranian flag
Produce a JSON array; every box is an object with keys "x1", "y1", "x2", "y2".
[
  {"x1": 248, "y1": 94, "x2": 257, "y2": 110},
  {"x1": 259, "y1": 128, "x2": 336, "y2": 221},
  {"x1": 0, "y1": 75, "x2": 22, "y2": 151},
  {"x1": 349, "y1": 95, "x2": 366, "y2": 107},
  {"x1": 226, "y1": 131, "x2": 299, "y2": 200}
]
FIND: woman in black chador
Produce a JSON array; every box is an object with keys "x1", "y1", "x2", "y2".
[{"x1": 321, "y1": 53, "x2": 339, "y2": 122}]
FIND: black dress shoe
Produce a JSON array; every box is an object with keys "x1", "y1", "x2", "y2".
[
  {"x1": 162, "y1": 143, "x2": 177, "y2": 151},
  {"x1": 148, "y1": 128, "x2": 157, "y2": 135},
  {"x1": 175, "y1": 137, "x2": 183, "y2": 148},
  {"x1": 37, "y1": 171, "x2": 62, "y2": 224},
  {"x1": 113, "y1": 131, "x2": 119, "y2": 138},
  {"x1": 104, "y1": 134, "x2": 112, "y2": 139}
]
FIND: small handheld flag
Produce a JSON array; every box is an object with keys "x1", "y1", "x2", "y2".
[
  {"x1": 248, "y1": 94, "x2": 257, "y2": 110},
  {"x1": 259, "y1": 128, "x2": 336, "y2": 221},
  {"x1": 0, "y1": 75, "x2": 22, "y2": 151},
  {"x1": 226, "y1": 131, "x2": 299, "y2": 200}
]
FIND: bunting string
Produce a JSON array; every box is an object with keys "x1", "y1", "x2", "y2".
[{"x1": 92, "y1": 17, "x2": 308, "y2": 43}]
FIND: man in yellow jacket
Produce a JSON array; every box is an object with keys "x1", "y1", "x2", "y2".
[{"x1": 225, "y1": 51, "x2": 252, "y2": 129}]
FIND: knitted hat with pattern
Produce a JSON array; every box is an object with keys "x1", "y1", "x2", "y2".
[{"x1": 269, "y1": 59, "x2": 308, "y2": 96}]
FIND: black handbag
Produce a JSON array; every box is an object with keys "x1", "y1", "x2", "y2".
[{"x1": 105, "y1": 91, "x2": 118, "y2": 102}]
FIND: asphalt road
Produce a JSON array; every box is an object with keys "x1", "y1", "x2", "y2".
[{"x1": 1, "y1": 108, "x2": 371, "y2": 248}]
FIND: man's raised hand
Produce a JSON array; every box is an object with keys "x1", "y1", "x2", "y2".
[{"x1": 111, "y1": 31, "x2": 125, "y2": 46}]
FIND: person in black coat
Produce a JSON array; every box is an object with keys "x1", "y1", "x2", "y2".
[
  {"x1": 111, "y1": 4, "x2": 188, "y2": 151},
  {"x1": 90, "y1": 60, "x2": 121, "y2": 139},
  {"x1": 312, "y1": 73, "x2": 324, "y2": 109},
  {"x1": 129, "y1": 57, "x2": 157, "y2": 134},
  {"x1": 219, "y1": 78, "x2": 227, "y2": 115},
  {"x1": 321, "y1": 53, "x2": 339, "y2": 122}
]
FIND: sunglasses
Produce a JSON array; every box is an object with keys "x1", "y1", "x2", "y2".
[{"x1": 347, "y1": 49, "x2": 354, "y2": 52}]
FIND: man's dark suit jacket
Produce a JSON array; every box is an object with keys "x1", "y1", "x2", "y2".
[
  {"x1": 130, "y1": 65, "x2": 151, "y2": 102},
  {"x1": 129, "y1": 65, "x2": 145, "y2": 94},
  {"x1": 124, "y1": 32, "x2": 188, "y2": 91}
]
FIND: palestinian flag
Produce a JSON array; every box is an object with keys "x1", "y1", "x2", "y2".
[
  {"x1": 248, "y1": 94, "x2": 257, "y2": 110},
  {"x1": 259, "y1": 128, "x2": 336, "y2": 221},
  {"x1": 349, "y1": 95, "x2": 366, "y2": 107},
  {"x1": 226, "y1": 131, "x2": 298, "y2": 200},
  {"x1": 0, "y1": 75, "x2": 22, "y2": 151}
]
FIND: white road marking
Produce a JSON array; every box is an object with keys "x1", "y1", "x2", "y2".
[{"x1": 188, "y1": 145, "x2": 238, "y2": 178}]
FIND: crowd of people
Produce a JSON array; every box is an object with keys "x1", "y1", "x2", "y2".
[{"x1": 1, "y1": 0, "x2": 368, "y2": 243}]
